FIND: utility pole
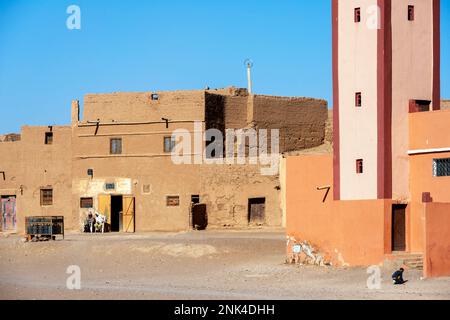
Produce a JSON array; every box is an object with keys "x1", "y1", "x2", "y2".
[{"x1": 244, "y1": 59, "x2": 253, "y2": 94}]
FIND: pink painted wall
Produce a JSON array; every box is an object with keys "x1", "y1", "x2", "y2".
[
  {"x1": 286, "y1": 155, "x2": 391, "y2": 266},
  {"x1": 391, "y1": 0, "x2": 435, "y2": 201},
  {"x1": 409, "y1": 109, "x2": 450, "y2": 151},
  {"x1": 424, "y1": 203, "x2": 450, "y2": 278},
  {"x1": 338, "y1": 0, "x2": 379, "y2": 200}
]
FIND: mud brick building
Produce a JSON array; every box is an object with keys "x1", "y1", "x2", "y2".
[{"x1": 0, "y1": 87, "x2": 327, "y2": 233}]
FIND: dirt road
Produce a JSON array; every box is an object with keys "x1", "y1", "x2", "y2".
[{"x1": 0, "y1": 231, "x2": 449, "y2": 300}]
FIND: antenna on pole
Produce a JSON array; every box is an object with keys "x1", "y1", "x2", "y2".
[{"x1": 244, "y1": 59, "x2": 254, "y2": 94}]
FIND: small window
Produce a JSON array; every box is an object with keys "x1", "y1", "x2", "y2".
[
  {"x1": 110, "y1": 138, "x2": 122, "y2": 154},
  {"x1": 356, "y1": 159, "x2": 364, "y2": 174},
  {"x1": 355, "y1": 92, "x2": 362, "y2": 107},
  {"x1": 80, "y1": 197, "x2": 93, "y2": 208},
  {"x1": 151, "y1": 93, "x2": 160, "y2": 101},
  {"x1": 433, "y1": 158, "x2": 450, "y2": 177},
  {"x1": 166, "y1": 195, "x2": 180, "y2": 207},
  {"x1": 409, "y1": 100, "x2": 431, "y2": 113},
  {"x1": 408, "y1": 5, "x2": 415, "y2": 21},
  {"x1": 45, "y1": 132, "x2": 53, "y2": 145},
  {"x1": 191, "y1": 195, "x2": 200, "y2": 204},
  {"x1": 354, "y1": 8, "x2": 361, "y2": 23},
  {"x1": 40, "y1": 188, "x2": 53, "y2": 206},
  {"x1": 164, "y1": 136, "x2": 175, "y2": 153},
  {"x1": 105, "y1": 182, "x2": 115, "y2": 191}
]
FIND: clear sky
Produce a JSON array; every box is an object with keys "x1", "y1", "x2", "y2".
[{"x1": 0, "y1": 0, "x2": 449, "y2": 133}]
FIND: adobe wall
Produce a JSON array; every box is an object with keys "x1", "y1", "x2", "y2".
[
  {"x1": 424, "y1": 203, "x2": 450, "y2": 278},
  {"x1": 252, "y1": 95, "x2": 328, "y2": 153},
  {"x1": 83, "y1": 91, "x2": 206, "y2": 123},
  {"x1": 72, "y1": 119, "x2": 201, "y2": 232},
  {"x1": 325, "y1": 109, "x2": 333, "y2": 145},
  {"x1": 0, "y1": 138, "x2": 22, "y2": 196},
  {"x1": 286, "y1": 155, "x2": 390, "y2": 266},
  {"x1": 409, "y1": 151, "x2": 450, "y2": 253},
  {"x1": 441, "y1": 100, "x2": 450, "y2": 110},
  {"x1": 223, "y1": 95, "x2": 250, "y2": 129},
  {"x1": 409, "y1": 110, "x2": 450, "y2": 252},
  {"x1": 2, "y1": 87, "x2": 329, "y2": 234},
  {"x1": 0, "y1": 126, "x2": 74, "y2": 233},
  {"x1": 199, "y1": 164, "x2": 282, "y2": 228},
  {"x1": 82, "y1": 87, "x2": 248, "y2": 125}
]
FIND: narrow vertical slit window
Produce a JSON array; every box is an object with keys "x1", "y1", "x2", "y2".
[
  {"x1": 355, "y1": 92, "x2": 362, "y2": 107},
  {"x1": 356, "y1": 159, "x2": 364, "y2": 174},
  {"x1": 354, "y1": 8, "x2": 361, "y2": 23},
  {"x1": 408, "y1": 5, "x2": 415, "y2": 21}
]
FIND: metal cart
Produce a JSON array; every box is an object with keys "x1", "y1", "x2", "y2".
[{"x1": 25, "y1": 216, "x2": 64, "y2": 241}]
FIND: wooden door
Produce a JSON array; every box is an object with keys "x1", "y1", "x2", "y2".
[
  {"x1": 98, "y1": 195, "x2": 111, "y2": 224},
  {"x1": 392, "y1": 205, "x2": 406, "y2": 251},
  {"x1": 122, "y1": 196, "x2": 135, "y2": 233},
  {"x1": 248, "y1": 198, "x2": 266, "y2": 225},
  {"x1": 1, "y1": 197, "x2": 16, "y2": 231}
]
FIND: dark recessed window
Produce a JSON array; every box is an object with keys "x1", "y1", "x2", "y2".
[
  {"x1": 356, "y1": 159, "x2": 364, "y2": 174},
  {"x1": 355, "y1": 8, "x2": 361, "y2": 23},
  {"x1": 45, "y1": 132, "x2": 53, "y2": 145},
  {"x1": 433, "y1": 158, "x2": 450, "y2": 177},
  {"x1": 164, "y1": 136, "x2": 175, "y2": 153},
  {"x1": 408, "y1": 5, "x2": 415, "y2": 21},
  {"x1": 191, "y1": 195, "x2": 200, "y2": 204},
  {"x1": 110, "y1": 138, "x2": 122, "y2": 154},
  {"x1": 166, "y1": 195, "x2": 180, "y2": 207},
  {"x1": 409, "y1": 100, "x2": 431, "y2": 113},
  {"x1": 80, "y1": 197, "x2": 93, "y2": 208},
  {"x1": 40, "y1": 188, "x2": 53, "y2": 206},
  {"x1": 355, "y1": 92, "x2": 362, "y2": 107},
  {"x1": 151, "y1": 93, "x2": 160, "y2": 101}
]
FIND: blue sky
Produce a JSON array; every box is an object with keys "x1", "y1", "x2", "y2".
[{"x1": 0, "y1": 0, "x2": 449, "y2": 133}]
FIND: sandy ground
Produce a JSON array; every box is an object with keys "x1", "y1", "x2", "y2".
[{"x1": 0, "y1": 230, "x2": 449, "y2": 300}]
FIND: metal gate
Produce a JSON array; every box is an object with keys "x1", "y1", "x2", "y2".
[{"x1": 1, "y1": 197, "x2": 16, "y2": 231}]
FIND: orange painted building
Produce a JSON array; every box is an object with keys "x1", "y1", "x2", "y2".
[{"x1": 286, "y1": 0, "x2": 449, "y2": 278}]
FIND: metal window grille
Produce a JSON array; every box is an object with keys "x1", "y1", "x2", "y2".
[
  {"x1": 105, "y1": 183, "x2": 115, "y2": 191},
  {"x1": 433, "y1": 158, "x2": 450, "y2": 177}
]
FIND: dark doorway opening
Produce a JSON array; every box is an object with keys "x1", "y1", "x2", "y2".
[
  {"x1": 248, "y1": 198, "x2": 266, "y2": 225},
  {"x1": 392, "y1": 204, "x2": 407, "y2": 252},
  {"x1": 192, "y1": 204, "x2": 207, "y2": 230},
  {"x1": 111, "y1": 195, "x2": 123, "y2": 232}
]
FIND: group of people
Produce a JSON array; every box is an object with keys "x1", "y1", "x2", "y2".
[{"x1": 84, "y1": 211, "x2": 107, "y2": 233}]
